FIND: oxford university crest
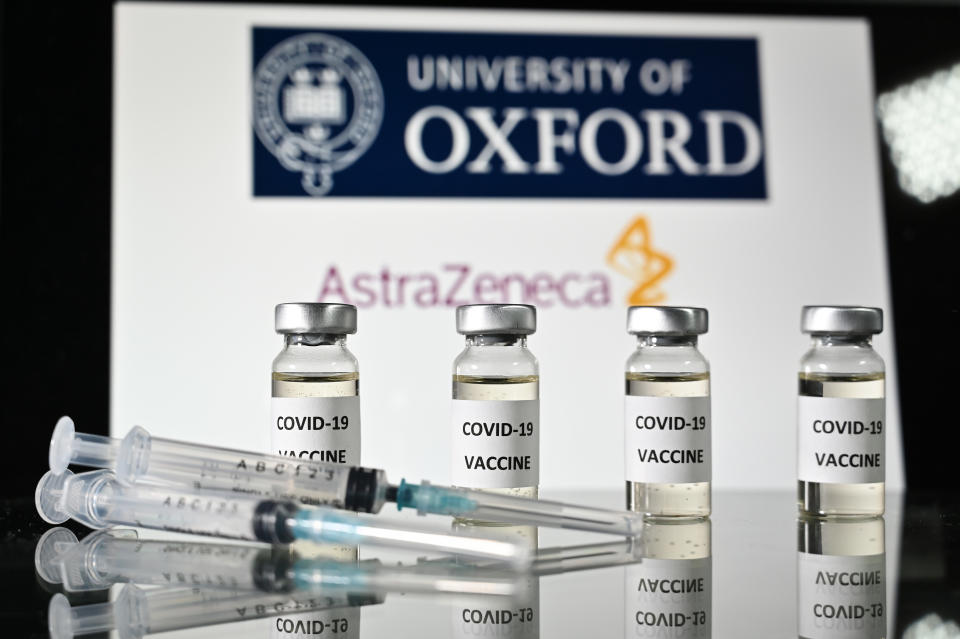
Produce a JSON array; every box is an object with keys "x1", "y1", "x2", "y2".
[{"x1": 254, "y1": 33, "x2": 384, "y2": 196}]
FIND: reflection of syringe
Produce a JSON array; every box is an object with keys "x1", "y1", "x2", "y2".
[
  {"x1": 48, "y1": 584, "x2": 382, "y2": 639},
  {"x1": 434, "y1": 536, "x2": 643, "y2": 639},
  {"x1": 36, "y1": 527, "x2": 524, "y2": 596},
  {"x1": 49, "y1": 418, "x2": 644, "y2": 536},
  {"x1": 36, "y1": 469, "x2": 529, "y2": 566},
  {"x1": 420, "y1": 537, "x2": 644, "y2": 576}
]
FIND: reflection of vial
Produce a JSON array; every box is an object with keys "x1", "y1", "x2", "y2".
[
  {"x1": 270, "y1": 550, "x2": 364, "y2": 639},
  {"x1": 451, "y1": 304, "x2": 539, "y2": 509},
  {"x1": 798, "y1": 306, "x2": 885, "y2": 517},
  {"x1": 451, "y1": 522, "x2": 540, "y2": 639},
  {"x1": 624, "y1": 306, "x2": 710, "y2": 518},
  {"x1": 453, "y1": 578, "x2": 539, "y2": 639},
  {"x1": 797, "y1": 516, "x2": 886, "y2": 639},
  {"x1": 626, "y1": 518, "x2": 711, "y2": 638},
  {"x1": 271, "y1": 303, "x2": 360, "y2": 465},
  {"x1": 272, "y1": 608, "x2": 361, "y2": 639}
]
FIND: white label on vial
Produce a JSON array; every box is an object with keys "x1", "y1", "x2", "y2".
[
  {"x1": 451, "y1": 399, "x2": 539, "y2": 489},
  {"x1": 625, "y1": 558, "x2": 711, "y2": 639},
  {"x1": 797, "y1": 552, "x2": 885, "y2": 639},
  {"x1": 797, "y1": 397, "x2": 884, "y2": 484},
  {"x1": 271, "y1": 396, "x2": 361, "y2": 465},
  {"x1": 624, "y1": 396, "x2": 711, "y2": 483}
]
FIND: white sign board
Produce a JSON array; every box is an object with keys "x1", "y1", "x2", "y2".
[{"x1": 113, "y1": 3, "x2": 902, "y2": 491}]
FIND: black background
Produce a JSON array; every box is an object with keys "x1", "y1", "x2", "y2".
[
  {"x1": 1, "y1": 3, "x2": 959, "y2": 637},
  {"x1": 2, "y1": 0, "x2": 958, "y2": 499}
]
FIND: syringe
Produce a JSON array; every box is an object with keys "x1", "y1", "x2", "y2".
[
  {"x1": 47, "y1": 584, "x2": 382, "y2": 639},
  {"x1": 49, "y1": 417, "x2": 644, "y2": 536},
  {"x1": 35, "y1": 527, "x2": 523, "y2": 595},
  {"x1": 36, "y1": 469, "x2": 530, "y2": 566}
]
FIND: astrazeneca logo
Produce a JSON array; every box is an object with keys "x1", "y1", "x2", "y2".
[
  {"x1": 253, "y1": 33, "x2": 384, "y2": 196},
  {"x1": 316, "y1": 216, "x2": 673, "y2": 309}
]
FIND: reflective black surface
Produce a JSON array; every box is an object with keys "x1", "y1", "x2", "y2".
[{"x1": 3, "y1": 489, "x2": 959, "y2": 639}]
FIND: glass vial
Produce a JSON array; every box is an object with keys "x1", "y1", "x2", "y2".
[
  {"x1": 798, "y1": 306, "x2": 885, "y2": 517},
  {"x1": 626, "y1": 518, "x2": 711, "y2": 639},
  {"x1": 797, "y1": 516, "x2": 886, "y2": 639},
  {"x1": 271, "y1": 303, "x2": 360, "y2": 465},
  {"x1": 451, "y1": 304, "x2": 539, "y2": 508},
  {"x1": 624, "y1": 306, "x2": 710, "y2": 518}
]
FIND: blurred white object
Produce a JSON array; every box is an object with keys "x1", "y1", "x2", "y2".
[
  {"x1": 877, "y1": 62, "x2": 960, "y2": 203},
  {"x1": 904, "y1": 613, "x2": 960, "y2": 639}
]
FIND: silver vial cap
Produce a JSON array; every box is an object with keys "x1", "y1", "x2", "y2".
[
  {"x1": 626, "y1": 306, "x2": 708, "y2": 336},
  {"x1": 275, "y1": 303, "x2": 357, "y2": 335},
  {"x1": 801, "y1": 306, "x2": 882, "y2": 335},
  {"x1": 456, "y1": 304, "x2": 536, "y2": 336}
]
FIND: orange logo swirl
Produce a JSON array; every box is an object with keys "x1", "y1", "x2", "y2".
[{"x1": 606, "y1": 216, "x2": 673, "y2": 305}]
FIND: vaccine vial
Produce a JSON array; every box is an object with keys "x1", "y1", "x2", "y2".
[
  {"x1": 271, "y1": 303, "x2": 360, "y2": 465},
  {"x1": 797, "y1": 516, "x2": 885, "y2": 639},
  {"x1": 625, "y1": 518, "x2": 711, "y2": 639},
  {"x1": 451, "y1": 304, "x2": 539, "y2": 505},
  {"x1": 624, "y1": 306, "x2": 710, "y2": 518},
  {"x1": 798, "y1": 306, "x2": 885, "y2": 517}
]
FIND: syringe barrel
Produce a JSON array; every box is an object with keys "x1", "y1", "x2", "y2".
[
  {"x1": 285, "y1": 508, "x2": 531, "y2": 567},
  {"x1": 53, "y1": 418, "x2": 388, "y2": 513},
  {"x1": 396, "y1": 481, "x2": 645, "y2": 537},
  {"x1": 106, "y1": 481, "x2": 260, "y2": 540},
  {"x1": 119, "y1": 428, "x2": 357, "y2": 507},
  {"x1": 40, "y1": 469, "x2": 261, "y2": 541}
]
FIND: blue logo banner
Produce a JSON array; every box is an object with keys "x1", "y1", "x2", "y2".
[{"x1": 253, "y1": 27, "x2": 766, "y2": 198}]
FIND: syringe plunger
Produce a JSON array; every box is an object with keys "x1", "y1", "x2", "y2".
[{"x1": 50, "y1": 418, "x2": 119, "y2": 476}]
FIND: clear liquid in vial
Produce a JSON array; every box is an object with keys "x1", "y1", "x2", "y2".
[
  {"x1": 626, "y1": 372, "x2": 710, "y2": 518},
  {"x1": 453, "y1": 375, "x2": 539, "y2": 526},
  {"x1": 272, "y1": 372, "x2": 359, "y2": 398},
  {"x1": 798, "y1": 372, "x2": 884, "y2": 517}
]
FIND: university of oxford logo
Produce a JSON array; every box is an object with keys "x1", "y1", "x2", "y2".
[{"x1": 253, "y1": 33, "x2": 383, "y2": 196}]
